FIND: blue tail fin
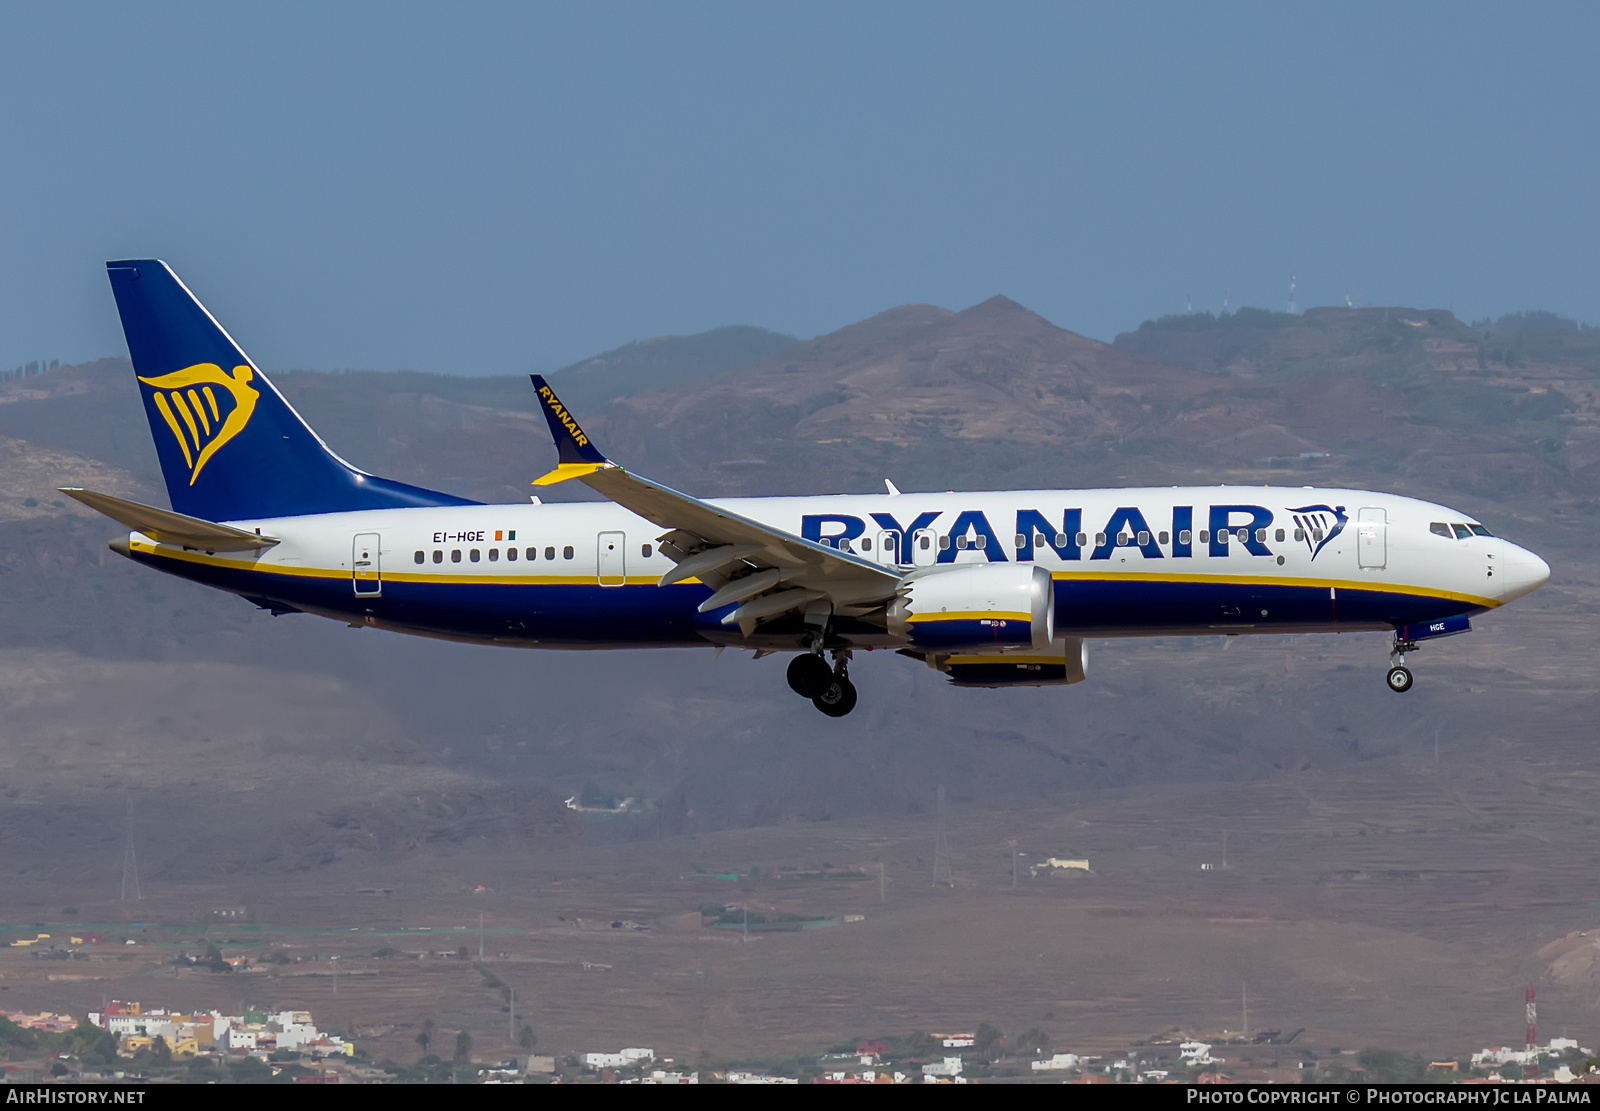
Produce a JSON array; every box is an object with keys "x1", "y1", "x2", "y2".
[{"x1": 106, "y1": 260, "x2": 477, "y2": 520}]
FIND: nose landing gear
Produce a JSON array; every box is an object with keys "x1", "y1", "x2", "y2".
[{"x1": 1386, "y1": 635, "x2": 1418, "y2": 693}]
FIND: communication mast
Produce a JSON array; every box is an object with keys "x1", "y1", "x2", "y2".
[
  {"x1": 1526, "y1": 984, "x2": 1538, "y2": 1052},
  {"x1": 120, "y1": 797, "x2": 141, "y2": 902},
  {"x1": 1287, "y1": 275, "x2": 1298, "y2": 315}
]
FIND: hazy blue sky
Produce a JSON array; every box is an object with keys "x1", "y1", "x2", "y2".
[{"x1": 3, "y1": 3, "x2": 1598, "y2": 374}]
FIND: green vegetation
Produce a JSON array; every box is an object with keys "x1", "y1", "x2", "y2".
[
  {"x1": 0, "y1": 1017, "x2": 117, "y2": 1067},
  {"x1": 381, "y1": 1054, "x2": 457, "y2": 1083}
]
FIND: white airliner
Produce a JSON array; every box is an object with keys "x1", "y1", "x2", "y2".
[{"x1": 65, "y1": 260, "x2": 1551, "y2": 716}]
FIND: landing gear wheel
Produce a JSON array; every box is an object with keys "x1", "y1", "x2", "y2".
[
  {"x1": 787, "y1": 653, "x2": 833, "y2": 698},
  {"x1": 1386, "y1": 665, "x2": 1414, "y2": 693},
  {"x1": 813, "y1": 675, "x2": 858, "y2": 717}
]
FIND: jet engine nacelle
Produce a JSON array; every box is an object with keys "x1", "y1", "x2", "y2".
[{"x1": 887, "y1": 563, "x2": 1054, "y2": 652}]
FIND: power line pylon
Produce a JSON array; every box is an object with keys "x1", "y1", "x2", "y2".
[{"x1": 932, "y1": 785, "x2": 953, "y2": 887}]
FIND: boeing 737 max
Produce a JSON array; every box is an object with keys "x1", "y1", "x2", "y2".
[{"x1": 66, "y1": 261, "x2": 1551, "y2": 716}]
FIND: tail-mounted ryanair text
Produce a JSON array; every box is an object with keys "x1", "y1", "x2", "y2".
[{"x1": 68, "y1": 258, "x2": 1551, "y2": 718}]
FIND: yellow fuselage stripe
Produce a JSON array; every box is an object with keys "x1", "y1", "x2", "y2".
[{"x1": 127, "y1": 540, "x2": 1499, "y2": 608}]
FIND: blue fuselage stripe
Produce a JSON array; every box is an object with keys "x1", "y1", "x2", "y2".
[{"x1": 130, "y1": 549, "x2": 1482, "y2": 645}]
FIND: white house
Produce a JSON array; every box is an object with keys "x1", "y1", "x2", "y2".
[
  {"x1": 1031, "y1": 1053, "x2": 1080, "y2": 1071},
  {"x1": 923, "y1": 1057, "x2": 964, "y2": 1078}
]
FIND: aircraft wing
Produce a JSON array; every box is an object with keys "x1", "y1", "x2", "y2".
[
  {"x1": 527, "y1": 375, "x2": 901, "y2": 634},
  {"x1": 61, "y1": 487, "x2": 279, "y2": 550}
]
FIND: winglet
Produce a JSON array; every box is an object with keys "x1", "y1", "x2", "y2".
[{"x1": 529, "y1": 374, "x2": 610, "y2": 485}]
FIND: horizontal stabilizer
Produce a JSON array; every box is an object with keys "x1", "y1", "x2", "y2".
[{"x1": 60, "y1": 488, "x2": 279, "y2": 551}]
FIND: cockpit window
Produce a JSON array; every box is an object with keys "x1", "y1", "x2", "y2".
[
  {"x1": 1469, "y1": 524, "x2": 1493, "y2": 537},
  {"x1": 1430, "y1": 522, "x2": 1452, "y2": 538},
  {"x1": 1451, "y1": 523, "x2": 1475, "y2": 540}
]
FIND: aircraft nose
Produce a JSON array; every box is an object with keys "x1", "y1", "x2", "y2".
[{"x1": 1497, "y1": 544, "x2": 1550, "y2": 602}]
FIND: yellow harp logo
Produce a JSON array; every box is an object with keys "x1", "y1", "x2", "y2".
[{"x1": 137, "y1": 363, "x2": 260, "y2": 485}]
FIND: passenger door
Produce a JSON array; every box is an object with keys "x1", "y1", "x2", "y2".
[
  {"x1": 597, "y1": 531, "x2": 626, "y2": 586},
  {"x1": 352, "y1": 532, "x2": 382, "y2": 596},
  {"x1": 1357, "y1": 507, "x2": 1387, "y2": 570}
]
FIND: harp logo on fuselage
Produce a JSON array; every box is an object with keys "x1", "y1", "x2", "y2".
[{"x1": 137, "y1": 363, "x2": 260, "y2": 486}]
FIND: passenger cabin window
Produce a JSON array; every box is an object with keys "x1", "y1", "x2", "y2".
[
  {"x1": 488, "y1": 548, "x2": 499, "y2": 562},
  {"x1": 1253, "y1": 529, "x2": 1265, "y2": 543},
  {"x1": 1274, "y1": 528, "x2": 1285, "y2": 542},
  {"x1": 641, "y1": 544, "x2": 652, "y2": 558},
  {"x1": 1054, "y1": 532, "x2": 1067, "y2": 547},
  {"x1": 433, "y1": 550, "x2": 443, "y2": 564},
  {"x1": 1430, "y1": 522, "x2": 1452, "y2": 538},
  {"x1": 956, "y1": 536, "x2": 968, "y2": 549},
  {"x1": 919, "y1": 535, "x2": 932, "y2": 551},
  {"x1": 1158, "y1": 531, "x2": 1169, "y2": 545},
  {"x1": 1179, "y1": 529, "x2": 1192, "y2": 545},
  {"x1": 451, "y1": 550, "x2": 462, "y2": 563},
  {"x1": 1237, "y1": 528, "x2": 1249, "y2": 542},
  {"x1": 563, "y1": 545, "x2": 574, "y2": 560},
  {"x1": 470, "y1": 549, "x2": 481, "y2": 562},
  {"x1": 1137, "y1": 530, "x2": 1150, "y2": 546},
  {"x1": 526, "y1": 547, "x2": 536, "y2": 560},
  {"x1": 1294, "y1": 528, "x2": 1305, "y2": 541},
  {"x1": 862, "y1": 538, "x2": 872, "y2": 551},
  {"x1": 938, "y1": 535, "x2": 951, "y2": 550},
  {"x1": 1015, "y1": 533, "x2": 1027, "y2": 548},
  {"x1": 414, "y1": 551, "x2": 424, "y2": 564},
  {"x1": 545, "y1": 546, "x2": 555, "y2": 560},
  {"x1": 1095, "y1": 533, "x2": 1107, "y2": 546},
  {"x1": 1311, "y1": 528, "x2": 1324, "y2": 541},
  {"x1": 507, "y1": 547, "x2": 518, "y2": 561},
  {"x1": 1198, "y1": 530, "x2": 1209, "y2": 544}
]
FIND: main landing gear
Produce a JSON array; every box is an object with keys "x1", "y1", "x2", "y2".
[
  {"x1": 787, "y1": 647, "x2": 857, "y2": 716},
  {"x1": 1386, "y1": 635, "x2": 1418, "y2": 694}
]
